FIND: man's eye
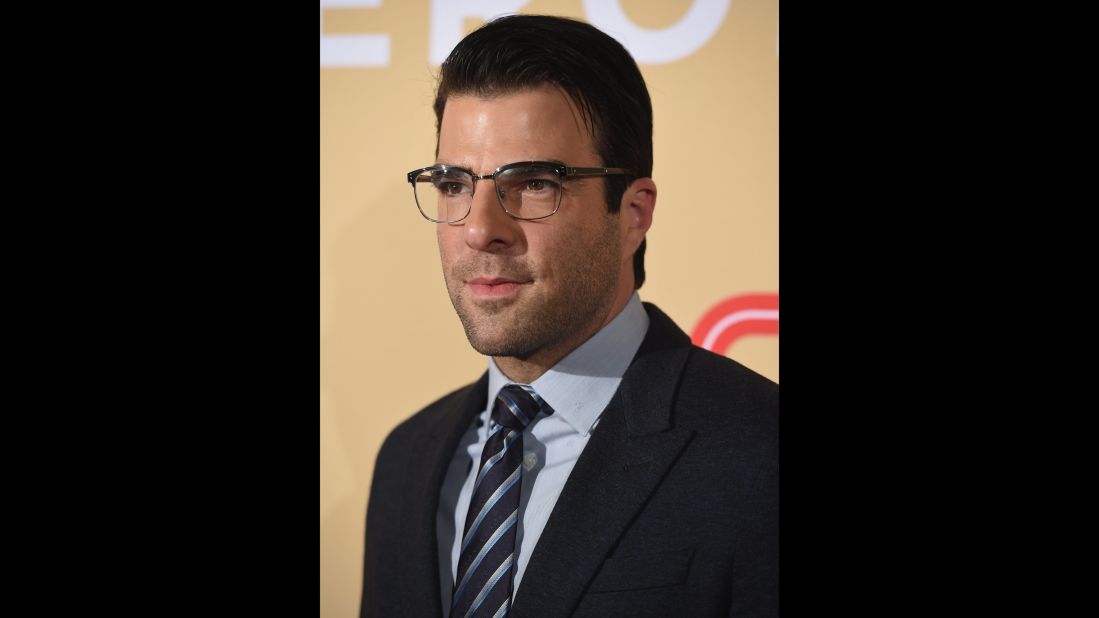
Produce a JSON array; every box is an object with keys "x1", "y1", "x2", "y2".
[
  {"x1": 521, "y1": 178, "x2": 559, "y2": 193},
  {"x1": 438, "y1": 182, "x2": 466, "y2": 196}
]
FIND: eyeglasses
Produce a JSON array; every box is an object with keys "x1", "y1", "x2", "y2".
[{"x1": 406, "y1": 161, "x2": 634, "y2": 223}]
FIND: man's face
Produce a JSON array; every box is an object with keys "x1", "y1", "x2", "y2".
[{"x1": 435, "y1": 87, "x2": 634, "y2": 368}]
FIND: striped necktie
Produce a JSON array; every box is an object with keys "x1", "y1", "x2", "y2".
[{"x1": 451, "y1": 383, "x2": 552, "y2": 618}]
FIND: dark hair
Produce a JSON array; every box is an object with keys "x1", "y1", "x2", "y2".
[{"x1": 433, "y1": 14, "x2": 653, "y2": 289}]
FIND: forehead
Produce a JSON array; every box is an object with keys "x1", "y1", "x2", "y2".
[{"x1": 437, "y1": 87, "x2": 597, "y2": 168}]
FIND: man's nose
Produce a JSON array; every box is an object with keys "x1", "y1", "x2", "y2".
[{"x1": 463, "y1": 182, "x2": 519, "y2": 252}]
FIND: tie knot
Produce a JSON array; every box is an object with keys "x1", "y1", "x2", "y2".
[{"x1": 492, "y1": 384, "x2": 551, "y2": 430}]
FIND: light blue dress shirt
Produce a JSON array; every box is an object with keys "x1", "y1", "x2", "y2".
[{"x1": 436, "y1": 292, "x2": 650, "y2": 615}]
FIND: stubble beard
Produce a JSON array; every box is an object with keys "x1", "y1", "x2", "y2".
[{"x1": 443, "y1": 223, "x2": 622, "y2": 362}]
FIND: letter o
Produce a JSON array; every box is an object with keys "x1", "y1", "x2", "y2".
[{"x1": 582, "y1": 0, "x2": 732, "y2": 64}]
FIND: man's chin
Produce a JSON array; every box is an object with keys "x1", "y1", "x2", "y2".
[
  {"x1": 458, "y1": 316, "x2": 537, "y2": 359},
  {"x1": 463, "y1": 332, "x2": 535, "y2": 359},
  {"x1": 451, "y1": 292, "x2": 547, "y2": 357}
]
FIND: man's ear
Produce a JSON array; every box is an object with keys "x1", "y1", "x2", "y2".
[{"x1": 619, "y1": 177, "x2": 656, "y2": 256}]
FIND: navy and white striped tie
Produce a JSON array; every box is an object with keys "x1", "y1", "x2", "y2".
[{"x1": 451, "y1": 383, "x2": 551, "y2": 618}]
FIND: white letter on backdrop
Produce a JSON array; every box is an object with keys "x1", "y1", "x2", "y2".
[
  {"x1": 582, "y1": 0, "x2": 732, "y2": 64},
  {"x1": 320, "y1": 0, "x2": 390, "y2": 67},
  {"x1": 429, "y1": 0, "x2": 531, "y2": 65}
]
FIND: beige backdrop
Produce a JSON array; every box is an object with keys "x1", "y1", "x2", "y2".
[{"x1": 321, "y1": 1, "x2": 777, "y2": 616}]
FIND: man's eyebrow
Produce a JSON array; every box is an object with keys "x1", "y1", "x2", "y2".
[
  {"x1": 434, "y1": 159, "x2": 569, "y2": 170},
  {"x1": 433, "y1": 160, "x2": 477, "y2": 173},
  {"x1": 506, "y1": 159, "x2": 567, "y2": 166}
]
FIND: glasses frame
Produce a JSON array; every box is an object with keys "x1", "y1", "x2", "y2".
[{"x1": 406, "y1": 161, "x2": 635, "y2": 223}]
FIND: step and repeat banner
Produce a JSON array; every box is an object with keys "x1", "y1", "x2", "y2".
[{"x1": 321, "y1": 1, "x2": 777, "y2": 615}]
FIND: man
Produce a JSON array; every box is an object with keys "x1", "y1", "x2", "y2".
[{"x1": 361, "y1": 14, "x2": 777, "y2": 618}]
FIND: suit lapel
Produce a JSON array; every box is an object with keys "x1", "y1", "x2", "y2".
[
  {"x1": 510, "y1": 305, "x2": 696, "y2": 617},
  {"x1": 397, "y1": 374, "x2": 487, "y2": 618}
]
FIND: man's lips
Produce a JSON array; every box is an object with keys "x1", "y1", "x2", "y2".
[{"x1": 467, "y1": 276, "x2": 531, "y2": 298}]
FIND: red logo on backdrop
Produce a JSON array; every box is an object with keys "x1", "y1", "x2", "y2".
[{"x1": 691, "y1": 293, "x2": 779, "y2": 355}]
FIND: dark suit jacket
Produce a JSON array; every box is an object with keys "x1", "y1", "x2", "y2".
[{"x1": 361, "y1": 303, "x2": 778, "y2": 617}]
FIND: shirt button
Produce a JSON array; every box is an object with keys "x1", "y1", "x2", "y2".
[{"x1": 523, "y1": 451, "x2": 538, "y2": 471}]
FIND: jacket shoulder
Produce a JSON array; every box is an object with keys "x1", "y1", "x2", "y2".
[
  {"x1": 676, "y1": 345, "x2": 778, "y2": 439},
  {"x1": 683, "y1": 345, "x2": 778, "y2": 407}
]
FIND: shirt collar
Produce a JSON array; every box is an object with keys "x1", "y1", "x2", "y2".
[{"x1": 485, "y1": 292, "x2": 650, "y2": 436}]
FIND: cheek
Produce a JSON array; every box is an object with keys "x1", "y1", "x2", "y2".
[
  {"x1": 530, "y1": 220, "x2": 602, "y2": 271},
  {"x1": 436, "y1": 224, "x2": 460, "y2": 250},
  {"x1": 528, "y1": 221, "x2": 577, "y2": 259},
  {"x1": 436, "y1": 227, "x2": 461, "y2": 272}
]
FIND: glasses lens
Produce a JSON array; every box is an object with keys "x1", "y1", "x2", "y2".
[
  {"x1": 413, "y1": 168, "x2": 473, "y2": 222},
  {"x1": 495, "y1": 166, "x2": 562, "y2": 219}
]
